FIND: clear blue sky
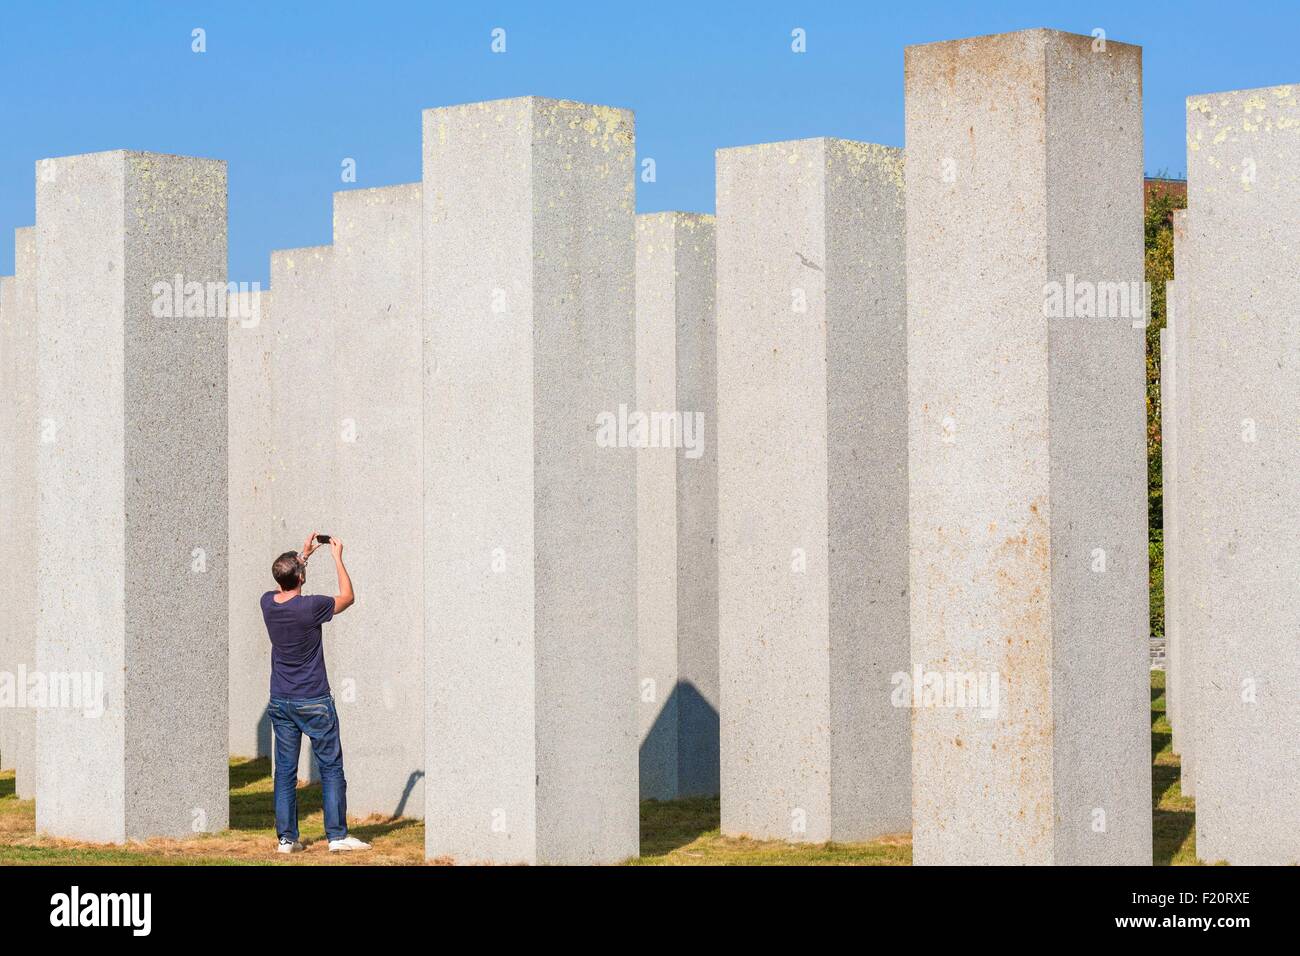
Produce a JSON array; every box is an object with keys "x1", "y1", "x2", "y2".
[{"x1": 2, "y1": 0, "x2": 1296, "y2": 283}]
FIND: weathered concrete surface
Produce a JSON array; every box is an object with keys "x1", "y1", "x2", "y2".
[
  {"x1": 325, "y1": 183, "x2": 424, "y2": 819},
  {"x1": 228, "y1": 288, "x2": 276, "y2": 760},
  {"x1": 0, "y1": 227, "x2": 39, "y2": 799},
  {"x1": 0, "y1": 273, "x2": 7, "y2": 775},
  {"x1": 1159, "y1": 321, "x2": 1180, "y2": 755},
  {"x1": 907, "y1": 30, "x2": 1151, "y2": 864},
  {"x1": 716, "y1": 138, "x2": 909, "y2": 843},
  {"x1": 0, "y1": 271, "x2": 16, "y2": 778},
  {"x1": 1167, "y1": 209, "x2": 1196, "y2": 795},
  {"x1": 236, "y1": 185, "x2": 425, "y2": 816},
  {"x1": 1185, "y1": 85, "x2": 1300, "y2": 865},
  {"x1": 423, "y1": 97, "x2": 638, "y2": 864},
  {"x1": 267, "y1": 244, "x2": 334, "y2": 787},
  {"x1": 635, "y1": 211, "x2": 719, "y2": 801},
  {"x1": 36, "y1": 151, "x2": 229, "y2": 841},
  {"x1": 0, "y1": 273, "x2": 9, "y2": 775}
]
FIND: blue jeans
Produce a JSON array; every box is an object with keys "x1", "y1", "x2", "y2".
[{"x1": 268, "y1": 695, "x2": 348, "y2": 842}]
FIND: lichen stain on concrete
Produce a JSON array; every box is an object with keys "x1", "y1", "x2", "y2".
[
  {"x1": 827, "y1": 139, "x2": 905, "y2": 193},
  {"x1": 983, "y1": 494, "x2": 1053, "y2": 854}
]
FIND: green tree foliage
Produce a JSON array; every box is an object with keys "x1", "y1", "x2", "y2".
[{"x1": 1144, "y1": 185, "x2": 1186, "y2": 638}]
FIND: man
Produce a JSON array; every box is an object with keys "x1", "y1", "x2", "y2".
[{"x1": 262, "y1": 530, "x2": 370, "y2": 854}]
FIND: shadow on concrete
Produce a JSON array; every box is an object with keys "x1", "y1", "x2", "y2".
[
  {"x1": 640, "y1": 680, "x2": 720, "y2": 801},
  {"x1": 256, "y1": 708, "x2": 272, "y2": 757},
  {"x1": 392, "y1": 770, "x2": 425, "y2": 820},
  {"x1": 638, "y1": 681, "x2": 720, "y2": 855}
]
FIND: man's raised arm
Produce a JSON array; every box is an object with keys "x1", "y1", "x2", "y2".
[{"x1": 331, "y1": 537, "x2": 355, "y2": 614}]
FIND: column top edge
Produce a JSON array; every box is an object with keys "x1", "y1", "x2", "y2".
[
  {"x1": 36, "y1": 149, "x2": 228, "y2": 166},
  {"x1": 1186, "y1": 83, "x2": 1298, "y2": 106},
  {"x1": 269, "y1": 245, "x2": 333, "y2": 263},
  {"x1": 905, "y1": 27, "x2": 1140, "y2": 56},
  {"x1": 716, "y1": 137, "x2": 900, "y2": 156},
  {"x1": 332, "y1": 183, "x2": 422, "y2": 212},
  {"x1": 333, "y1": 182, "x2": 421, "y2": 199},
  {"x1": 421, "y1": 96, "x2": 633, "y2": 117},
  {"x1": 636, "y1": 210, "x2": 715, "y2": 222}
]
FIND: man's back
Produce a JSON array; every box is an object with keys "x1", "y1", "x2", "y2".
[{"x1": 261, "y1": 591, "x2": 335, "y2": 699}]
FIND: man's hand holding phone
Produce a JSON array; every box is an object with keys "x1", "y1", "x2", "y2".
[{"x1": 300, "y1": 529, "x2": 321, "y2": 562}]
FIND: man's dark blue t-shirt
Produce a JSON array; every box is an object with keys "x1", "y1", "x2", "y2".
[{"x1": 261, "y1": 592, "x2": 334, "y2": 700}]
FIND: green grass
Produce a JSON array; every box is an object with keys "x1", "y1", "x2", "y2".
[
  {"x1": 0, "y1": 671, "x2": 1196, "y2": 865},
  {"x1": 1150, "y1": 669, "x2": 1198, "y2": 865},
  {"x1": 634, "y1": 796, "x2": 909, "y2": 865},
  {"x1": 0, "y1": 844, "x2": 264, "y2": 865},
  {"x1": 0, "y1": 755, "x2": 425, "y2": 866}
]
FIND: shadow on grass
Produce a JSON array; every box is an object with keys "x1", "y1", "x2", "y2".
[
  {"x1": 349, "y1": 817, "x2": 422, "y2": 843},
  {"x1": 229, "y1": 764, "x2": 323, "y2": 833},
  {"x1": 225, "y1": 758, "x2": 418, "y2": 843},
  {"x1": 0, "y1": 774, "x2": 14, "y2": 800},
  {"x1": 1152, "y1": 760, "x2": 1194, "y2": 865},
  {"x1": 231, "y1": 756, "x2": 271, "y2": 791},
  {"x1": 640, "y1": 796, "x2": 719, "y2": 855},
  {"x1": 1148, "y1": 669, "x2": 1195, "y2": 865}
]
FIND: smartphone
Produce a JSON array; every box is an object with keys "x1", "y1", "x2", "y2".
[{"x1": 316, "y1": 534, "x2": 331, "y2": 544}]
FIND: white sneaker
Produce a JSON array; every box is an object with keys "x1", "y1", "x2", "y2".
[
  {"x1": 328, "y1": 836, "x2": 372, "y2": 853},
  {"x1": 277, "y1": 840, "x2": 305, "y2": 854}
]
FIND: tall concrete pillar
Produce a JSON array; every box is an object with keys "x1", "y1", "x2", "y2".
[
  {"x1": 267, "y1": 244, "x2": 334, "y2": 786},
  {"x1": 326, "y1": 183, "x2": 424, "y2": 819},
  {"x1": 0, "y1": 227, "x2": 38, "y2": 800},
  {"x1": 1159, "y1": 321, "x2": 1179, "y2": 750},
  {"x1": 906, "y1": 30, "x2": 1151, "y2": 864},
  {"x1": 228, "y1": 288, "x2": 276, "y2": 760},
  {"x1": 0, "y1": 272, "x2": 9, "y2": 776},
  {"x1": 242, "y1": 186, "x2": 426, "y2": 817},
  {"x1": 422, "y1": 97, "x2": 638, "y2": 863},
  {"x1": 1185, "y1": 85, "x2": 1300, "y2": 865},
  {"x1": 35, "y1": 151, "x2": 229, "y2": 841},
  {"x1": 716, "y1": 138, "x2": 909, "y2": 843},
  {"x1": 1167, "y1": 209, "x2": 1195, "y2": 795},
  {"x1": 635, "y1": 212, "x2": 719, "y2": 801},
  {"x1": 0, "y1": 269, "x2": 14, "y2": 778}
]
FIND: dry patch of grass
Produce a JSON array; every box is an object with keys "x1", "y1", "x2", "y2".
[
  {"x1": 0, "y1": 758, "x2": 428, "y2": 866},
  {"x1": 0, "y1": 672, "x2": 1195, "y2": 866},
  {"x1": 0, "y1": 761, "x2": 905, "y2": 865}
]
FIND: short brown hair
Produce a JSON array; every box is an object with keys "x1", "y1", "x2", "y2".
[{"x1": 272, "y1": 551, "x2": 304, "y2": 590}]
